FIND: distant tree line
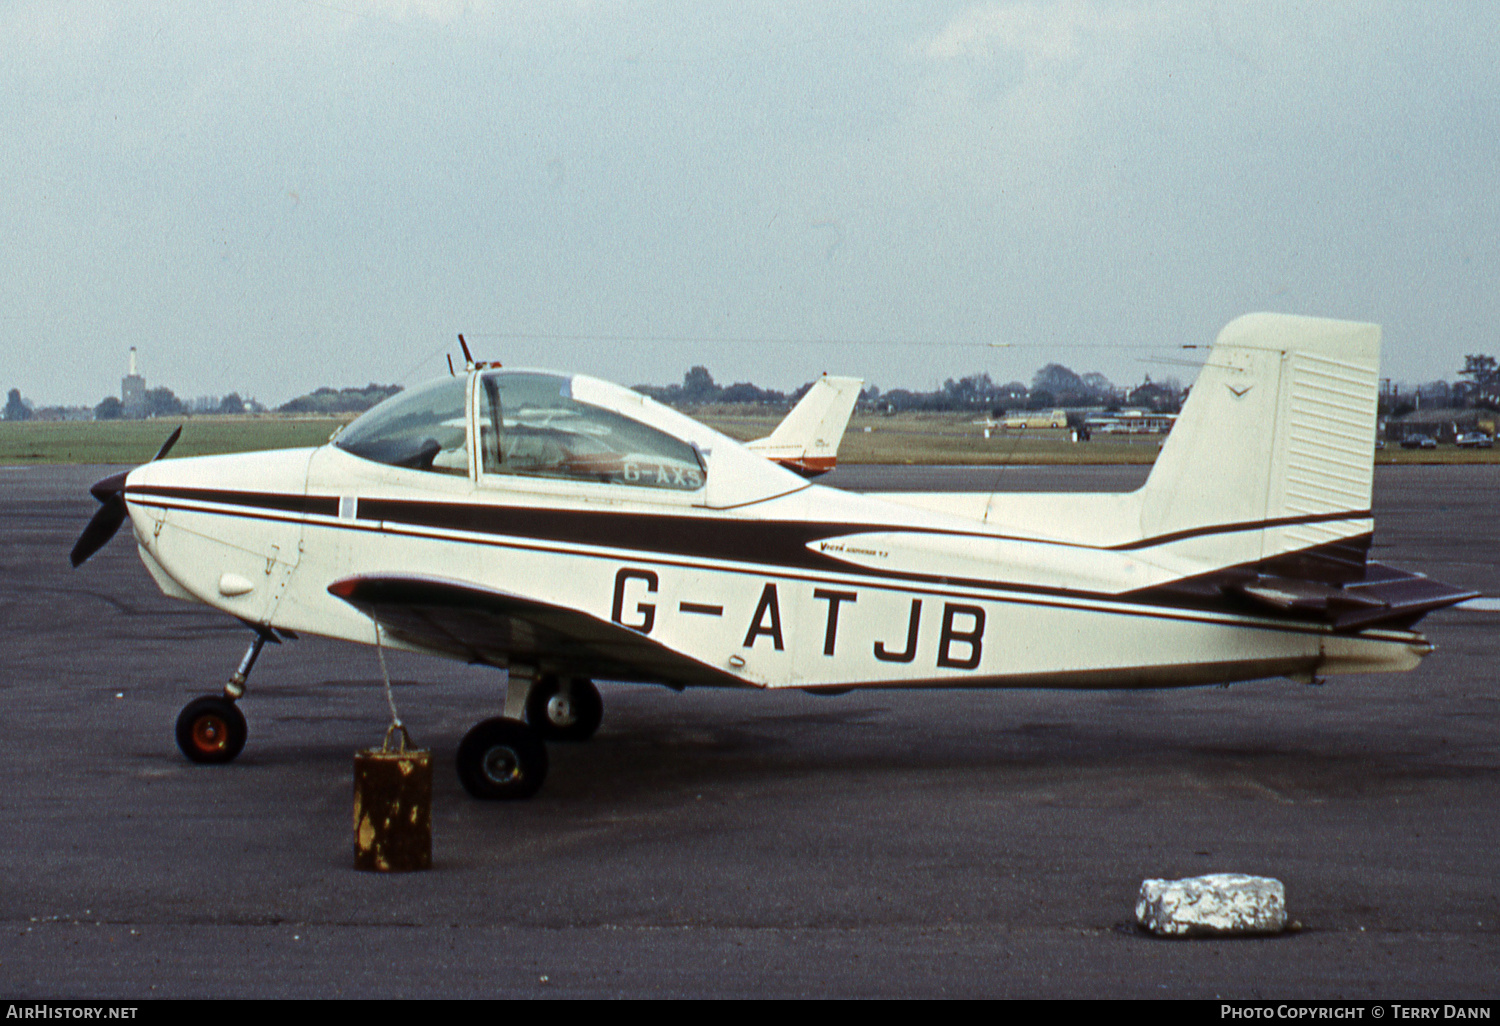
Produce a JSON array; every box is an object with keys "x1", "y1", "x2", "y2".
[
  {"x1": 276, "y1": 384, "x2": 403, "y2": 415},
  {"x1": 1, "y1": 382, "x2": 405, "y2": 422},
  {"x1": 94, "y1": 388, "x2": 187, "y2": 420},
  {"x1": 634, "y1": 364, "x2": 1185, "y2": 415},
  {"x1": 1378, "y1": 354, "x2": 1500, "y2": 418},
  {"x1": 635, "y1": 366, "x2": 793, "y2": 406},
  {"x1": 6, "y1": 352, "x2": 1498, "y2": 424}
]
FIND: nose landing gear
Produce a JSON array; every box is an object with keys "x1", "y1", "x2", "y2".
[{"x1": 175, "y1": 629, "x2": 275, "y2": 765}]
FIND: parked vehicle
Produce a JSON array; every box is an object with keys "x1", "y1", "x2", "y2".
[
  {"x1": 1455, "y1": 432, "x2": 1494, "y2": 449},
  {"x1": 1401, "y1": 434, "x2": 1439, "y2": 449},
  {"x1": 1002, "y1": 408, "x2": 1069, "y2": 430}
]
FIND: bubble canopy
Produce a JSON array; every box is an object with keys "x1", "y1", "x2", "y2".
[
  {"x1": 476, "y1": 371, "x2": 704, "y2": 490},
  {"x1": 334, "y1": 376, "x2": 469, "y2": 474},
  {"x1": 335, "y1": 371, "x2": 705, "y2": 491}
]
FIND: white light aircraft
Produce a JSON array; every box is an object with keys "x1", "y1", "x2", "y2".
[{"x1": 72, "y1": 314, "x2": 1475, "y2": 799}]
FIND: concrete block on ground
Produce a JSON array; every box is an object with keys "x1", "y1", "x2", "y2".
[{"x1": 1136, "y1": 873, "x2": 1286, "y2": 937}]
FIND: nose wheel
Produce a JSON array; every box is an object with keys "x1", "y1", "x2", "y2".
[{"x1": 175, "y1": 696, "x2": 248, "y2": 764}]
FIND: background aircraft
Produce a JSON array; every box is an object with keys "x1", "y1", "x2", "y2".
[{"x1": 745, "y1": 374, "x2": 863, "y2": 475}]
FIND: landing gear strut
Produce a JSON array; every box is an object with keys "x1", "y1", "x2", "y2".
[
  {"x1": 526, "y1": 676, "x2": 602, "y2": 742},
  {"x1": 175, "y1": 630, "x2": 271, "y2": 765}
]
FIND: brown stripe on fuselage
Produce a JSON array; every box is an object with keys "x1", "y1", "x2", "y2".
[
  {"x1": 127, "y1": 484, "x2": 1389, "y2": 621},
  {"x1": 128, "y1": 485, "x2": 339, "y2": 518},
  {"x1": 1107, "y1": 509, "x2": 1372, "y2": 551}
]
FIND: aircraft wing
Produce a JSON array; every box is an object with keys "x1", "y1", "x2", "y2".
[{"x1": 328, "y1": 575, "x2": 742, "y2": 688}]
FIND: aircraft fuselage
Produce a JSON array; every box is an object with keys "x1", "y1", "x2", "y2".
[{"x1": 124, "y1": 443, "x2": 1428, "y2": 694}]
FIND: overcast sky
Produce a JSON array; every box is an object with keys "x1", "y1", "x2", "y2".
[{"x1": 5, "y1": 1, "x2": 1498, "y2": 407}]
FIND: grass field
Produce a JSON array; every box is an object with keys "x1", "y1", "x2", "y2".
[
  {"x1": 2, "y1": 411, "x2": 1495, "y2": 466},
  {"x1": 0, "y1": 417, "x2": 348, "y2": 465},
  {"x1": 695, "y1": 410, "x2": 1500, "y2": 466},
  {"x1": 699, "y1": 411, "x2": 1164, "y2": 465}
]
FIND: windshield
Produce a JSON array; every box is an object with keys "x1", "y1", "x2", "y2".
[
  {"x1": 479, "y1": 371, "x2": 705, "y2": 491},
  {"x1": 334, "y1": 377, "x2": 468, "y2": 474}
]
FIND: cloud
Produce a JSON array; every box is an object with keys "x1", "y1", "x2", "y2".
[
  {"x1": 894, "y1": 2, "x2": 1183, "y2": 232},
  {"x1": 302, "y1": 0, "x2": 507, "y2": 27},
  {"x1": 924, "y1": 0, "x2": 1168, "y2": 70}
]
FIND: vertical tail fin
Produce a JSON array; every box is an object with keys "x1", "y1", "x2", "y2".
[
  {"x1": 1139, "y1": 313, "x2": 1380, "y2": 558},
  {"x1": 1137, "y1": 313, "x2": 1478, "y2": 629}
]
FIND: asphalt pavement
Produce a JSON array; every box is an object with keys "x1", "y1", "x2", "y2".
[{"x1": 1, "y1": 463, "x2": 1496, "y2": 998}]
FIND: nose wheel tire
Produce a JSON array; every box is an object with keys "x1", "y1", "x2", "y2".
[
  {"x1": 525, "y1": 677, "x2": 603, "y2": 742},
  {"x1": 456, "y1": 718, "x2": 548, "y2": 800},
  {"x1": 175, "y1": 696, "x2": 248, "y2": 765}
]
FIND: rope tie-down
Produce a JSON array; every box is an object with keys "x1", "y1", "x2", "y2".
[{"x1": 352, "y1": 623, "x2": 433, "y2": 872}]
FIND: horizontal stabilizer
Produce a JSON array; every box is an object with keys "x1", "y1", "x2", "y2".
[
  {"x1": 1330, "y1": 564, "x2": 1480, "y2": 631},
  {"x1": 1233, "y1": 577, "x2": 1389, "y2": 615},
  {"x1": 1214, "y1": 563, "x2": 1478, "y2": 631}
]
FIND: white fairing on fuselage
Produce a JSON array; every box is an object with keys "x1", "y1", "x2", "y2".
[
  {"x1": 123, "y1": 316, "x2": 1439, "y2": 694},
  {"x1": 129, "y1": 447, "x2": 317, "y2": 625}
]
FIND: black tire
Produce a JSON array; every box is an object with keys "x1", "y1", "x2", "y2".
[
  {"x1": 456, "y1": 718, "x2": 548, "y2": 800},
  {"x1": 525, "y1": 677, "x2": 603, "y2": 742},
  {"x1": 175, "y1": 696, "x2": 247, "y2": 765}
]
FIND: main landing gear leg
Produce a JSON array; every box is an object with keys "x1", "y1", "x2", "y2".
[
  {"x1": 456, "y1": 668, "x2": 549, "y2": 800},
  {"x1": 526, "y1": 676, "x2": 603, "y2": 742},
  {"x1": 175, "y1": 630, "x2": 269, "y2": 765}
]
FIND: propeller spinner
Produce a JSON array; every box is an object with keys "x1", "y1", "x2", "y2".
[{"x1": 70, "y1": 426, "x2": 181, "y2": 568}]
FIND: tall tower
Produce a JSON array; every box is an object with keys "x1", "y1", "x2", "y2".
[{"x1": 121, "y1": 347, "x2": 146, "y2": 417}]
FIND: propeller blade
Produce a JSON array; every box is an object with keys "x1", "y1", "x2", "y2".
[
  {"x1": 70, "y1": 492, "x2": 128, "y2": 568},
  {"x1": 152, "y1": 425, "x2": 182, "y2": 463}
]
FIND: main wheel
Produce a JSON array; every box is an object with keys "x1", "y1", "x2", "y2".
[
  {"x1": 175, "y1": 696, "x2": 247, "y2": 765},
  {"x1": 525, "y1": 676, "x2": 603, "y2": 742},
  {"x1": 456, "y1": 718, "x2": 548, "y2": 800}
]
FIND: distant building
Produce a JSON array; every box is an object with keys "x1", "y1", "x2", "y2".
[
  {"x1": 30, "y1": 406, "x2": 94, "y2": 422},
  {"x1": 1084, "y1": 409, "x2": 1179, "y2": 435},
  {"x1": 1416, "y1": 380, "x2": 1451, "y2": 404},
  {"x1": 1387, "y1": 407, "x2": 1495, "y2": 444},
  {"x1": 121, "y1": 347, "x2": 146, "y2": 418}
]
